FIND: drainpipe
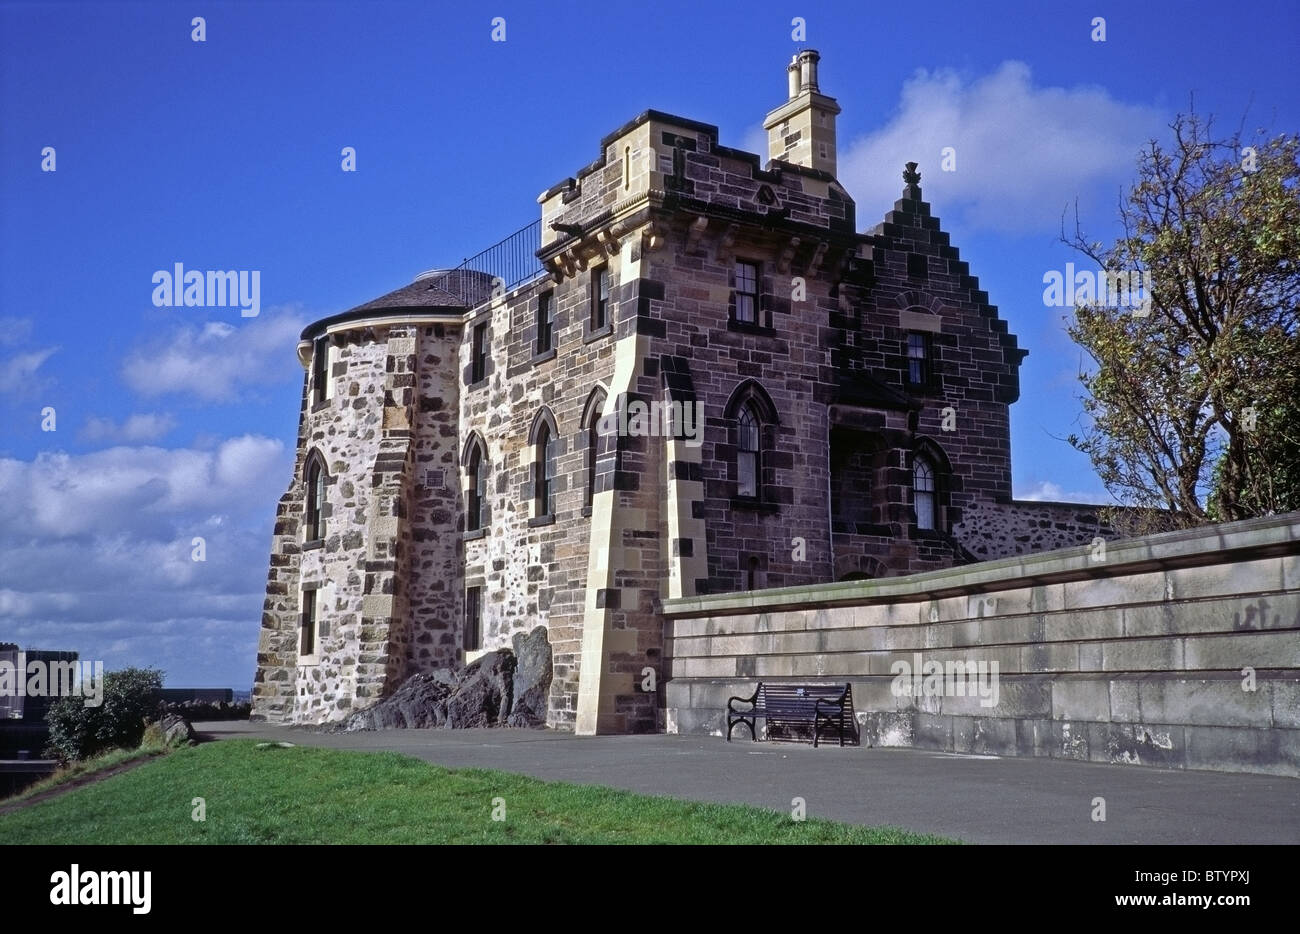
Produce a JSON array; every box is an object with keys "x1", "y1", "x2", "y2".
[{"x1": 826, "y1": 415, "x2": 835, "y2": 582}]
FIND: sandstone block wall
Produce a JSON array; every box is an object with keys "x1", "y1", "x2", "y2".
[{"x1": 662, "y1": 512, "x2": 1300, "y2": 776}]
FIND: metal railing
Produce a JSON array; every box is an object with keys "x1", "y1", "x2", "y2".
[{"x1": 417, "y1": 218, "x2": 547, "y2": 307}]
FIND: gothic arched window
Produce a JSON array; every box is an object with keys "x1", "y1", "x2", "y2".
[
  {"x1": 914, "y1": 456, "x2": 937, "y2": 530},
  {"x1": 737, "y1": 404, "x2": 760, "y2": 499},
  {"x1": 304, "y1": 452, "x2": 326, "y2": 542},
  {"x1": 581, "y1": 388, "x2": 608, "y2": 512},
  {"x1": 535, "y1": 422, "x2": 555, "y2": 518},
  {"x1": 466, "y1": 443, "x2": 485, "y2": 532}
]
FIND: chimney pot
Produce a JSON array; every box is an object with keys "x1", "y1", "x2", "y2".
[{"x1": 798, "y1": 49, "x2": 820, "y2": 92}]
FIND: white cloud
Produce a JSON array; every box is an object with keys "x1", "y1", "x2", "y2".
[
  {"x1": 81, "y1": 413, "x2": 177, "y2": 443},
  {"x1": 0, "y1": 346, "x2": 58, "y2": 393},
  {"x1": 0, "y1": 436, "x2": 294, "y2": 686},
  {"x1": 0, "y1": 318, "x2": 34, "y2": 347},
  {"x1": 1017, "y1": 480, "x2": 1111, "y2": 505},
  {"x1": 122, "y1": 308, "x2": 307, "y2": 401},
  {"x1": 1, "y1": 435, "x2": 287, "y2": 539},
  {"x1": 837, "y1": 61, "x2": 1165, "y2": 233}
]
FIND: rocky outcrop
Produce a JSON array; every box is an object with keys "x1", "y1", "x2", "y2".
[
  {"x1": 506, "y1": 627, "x2": 552, "y2": 727},
  {"x1": 445, "y1": 650, "x2": 514, "y2": 729},
  {"x1": 341, "y1": 639, "x2": 552, "y2": 732}
]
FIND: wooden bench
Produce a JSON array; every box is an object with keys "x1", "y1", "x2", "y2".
[{"x1": 726, "y1": 682, "x2": 857, "y2": 747}]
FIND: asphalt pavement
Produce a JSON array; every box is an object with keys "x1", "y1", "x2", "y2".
[{"x1": 199, "y1": 720, "x2": 1299, "y2": 844}]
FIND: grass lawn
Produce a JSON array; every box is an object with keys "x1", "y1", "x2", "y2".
[
  {"x1": 0, "y1": 740, "x2": 956, "y2": 844},
  {"x1": 0, "y1": 747, "x2": 161, "y2": 808}
]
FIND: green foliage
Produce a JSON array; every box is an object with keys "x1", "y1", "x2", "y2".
[
  {"x1": 1064, "y1": 113, "x2": 1300, "y2": 529},
  {"x1": 45, "y1": 667, "x2": 164, "y2": 763}
]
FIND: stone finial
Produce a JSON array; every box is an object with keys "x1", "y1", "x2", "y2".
[{"x1": 903, "y1": 161, "x2": 922, "y2": 198}]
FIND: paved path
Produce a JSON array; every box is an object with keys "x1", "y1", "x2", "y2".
[{"x1": 200, "y1": 721, "x2": 1299, "y2": 844}]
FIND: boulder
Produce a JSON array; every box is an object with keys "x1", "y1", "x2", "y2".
[
  {"x1": 341, "y1": 637, "x2": 554, "y2": 732},
  {"x1": 144, "y1": 713, "x2": 197, "y2": 748},
  {"x1": 342, "y1": 671, "x2": 453, "y2": 731},
  {"x1": 445, "y1": 650, "x2": 515, "y2": 728},
  {"x1": 506, "y1": 626, "x2": 552, "y2": 727}
]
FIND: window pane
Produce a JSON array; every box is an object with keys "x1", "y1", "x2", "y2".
[
  {"x1": 734, "y1": 262, "x2": 759, "y2": 324},
  {"x1": 465, "y1": 587, "x2": 481, "y2": 650},
  {"x1": 587, "y1": 429, "x2": 598, "y2": 506},
  {"x1": 472, "y1": 323, "x2": 487, "y2": 382},
  {"x1": 312, "y1": 338, "x2": 328, "y2": 402},
  {"x1": 736, "y1": 262, "x2": 757, "y2": 294},
  {"x1": 916, "y1": 491, "x2": 935, "y2": 530},
  {"x1": 907, "y1": 333, "x2": 927, "y2": 384},
  {"x1": 300, "y1": 589, "x2": 316, "y2": 656},
  {"x1": 738, "y1": 409, "x2": 758, "y2": 452},
  {"x1": 537, "y1": 427, "x2": 553, "y2": 514},
  {"x1": 306, "y1": 460, "x2": 324, "y2": 540},
  {"x1": 537, "y1": 293, "x2": 552, "y2": 352},
  {"x1": 467, "y1": 453, "x2": 481, "y2": 531},
  {"x1": 914, "y1": 457, "x2": 936, "y2": 529},
  {"x1": 593, "y1": 269, "x2": 608, "y2": 329},
  {"x1": 738, "y1": 451, "x2": 757, "y2": 497},
  {"x1": 914, "y1": 458, "x2": 935, "y2": 492}
]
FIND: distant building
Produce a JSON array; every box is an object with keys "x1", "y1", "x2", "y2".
[{"x1": 0, "y1": 644, "x2": 79, "y2": 724}]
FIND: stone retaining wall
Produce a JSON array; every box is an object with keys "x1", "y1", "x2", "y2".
[{"x1": 662, "y1": 513, "x2": 1300, "y2": 776}]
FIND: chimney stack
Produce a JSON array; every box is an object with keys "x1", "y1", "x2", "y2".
[{"x1": 763, "y1": 49, "x2": 841, "y2": 176}]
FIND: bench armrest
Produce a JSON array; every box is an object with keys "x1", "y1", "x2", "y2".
[
  {"x1": 814, "y1": 696, "x2": 847, "y2": 713},
  {"x1": 728, "y1": 686, "x2": 761, "y2": 712}
]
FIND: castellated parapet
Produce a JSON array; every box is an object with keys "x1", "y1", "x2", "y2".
[{"x1": 252, "y1": 52, "x2": 1108, "y2": 733}]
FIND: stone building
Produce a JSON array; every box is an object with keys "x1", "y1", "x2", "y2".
[{"x1": 252, "y1": 51, "x2": 1110, "y2": 733}]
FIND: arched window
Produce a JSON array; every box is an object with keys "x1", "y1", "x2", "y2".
[
  {"x1": 724, "y1": 380, "x2": 779, "y2": 504},
  {"x1": 304, "y1": 453, "x2": 326, "y2": 541},
  {"x1": 581, "y1": 388, "x2": 608, "y2": 511},
  {"x1": 536, "y1": 422, "x2": 555, "y2": 517},
  {"x1": 466, "y1": 444, "x2": 485, "y2": 532},
  {"x1": 737, "y1": 404, "x2": 760, "y2": 498},
  {"x1": 914, "y1": 456, "x2": 937, "y2": 530},
  {"x1": 587, "y1": 420, "x2": 599, "y2": 509}
]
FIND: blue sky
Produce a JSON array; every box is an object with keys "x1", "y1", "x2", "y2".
[{"x1": 2, "y1": 0, "x2": 1296, "y2": 687}]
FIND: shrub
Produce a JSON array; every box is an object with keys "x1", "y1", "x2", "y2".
[{"x1": 45, "y1": 667, "x2": 164, "y2": 763}]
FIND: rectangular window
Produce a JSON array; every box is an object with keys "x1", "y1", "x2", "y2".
[
  {"x1": 591, "y1": 267, "x2": 609, "y2": 330},
  {"x1": 299, "y1": 588, "x2": 317, "y2": 657},
  {"x1": 311, "y1": 336, "x2": 328, "y2": 404},
  {"x1": 907, "y1": 332, "x2": 929, "y2": 386},
  {"x1": 733, "y1": 261, "x2": 759, "y2": 324},
  {"x1": 471, "y1": 322, "x2": 488, "y2": 384},
  {"x1": 536, "y1": 291, "x2": 554, "y2": 354},
  {"x1": 907, "y1": 253, "x2": 928, "y2": 279},
  {"x1": 464, "y1": 586, "x2": 482, "y2": 651}
]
